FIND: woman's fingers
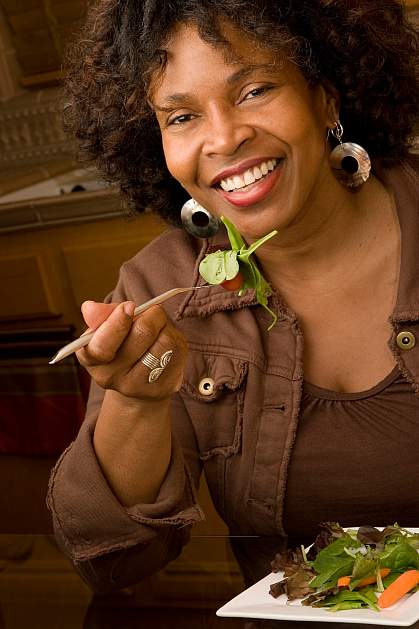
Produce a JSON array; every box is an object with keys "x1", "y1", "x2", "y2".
[
  {"x1": 122, "y1": 322, "x2": 188, "y2": 399},
  {"x1": 81, "y1": 300, "x2": 123, "y2": 330},
  {"x1": 78, "y1": 301, "x2": 137, "y2": 365},
  {"x1": 75, "y1": 304, "x2": 186, "y2": 401},
  {"x1": 118, "y1": 304, "x2": 172, "y2": 364}
]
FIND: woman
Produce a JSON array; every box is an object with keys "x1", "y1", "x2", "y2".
[{"x1": 48, "y1": 0, "x2": 419, "y2": 603}]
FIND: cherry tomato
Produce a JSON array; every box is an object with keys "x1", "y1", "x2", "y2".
[{"x1": 221, "y1": 271, "x2": 244, "y2": 291}]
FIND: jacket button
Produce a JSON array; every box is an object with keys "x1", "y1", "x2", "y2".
[
  {"x1": 396, "y1": 331, "x2": 416, "y2": 351},
  {"x1": 198, "y1": 377, "x2": 215, "y2": 396}
]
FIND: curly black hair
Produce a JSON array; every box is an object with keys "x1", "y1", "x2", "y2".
[{"x1": 64, "y1": 0, "x2": 419, "y2": 225}]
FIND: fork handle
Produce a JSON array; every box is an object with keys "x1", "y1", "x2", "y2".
[{"x1": 49, "y1": 286, "x2": 205, "y2": 364}]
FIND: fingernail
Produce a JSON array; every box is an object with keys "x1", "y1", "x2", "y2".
[
  {"x1": 81, "y1": 300, "x2": 93, "y2": 312},
  {"x1": 124, "y1": 302, "x2": 135, "y2": 317}
]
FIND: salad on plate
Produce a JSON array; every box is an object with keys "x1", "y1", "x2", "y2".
[{"x1": 270, "y1": 522, "x2": 419, "y2": 612}]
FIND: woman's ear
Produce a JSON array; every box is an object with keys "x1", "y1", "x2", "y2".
[{"x1": 318, "y1": 79, "x2": 340, "y2": 126}]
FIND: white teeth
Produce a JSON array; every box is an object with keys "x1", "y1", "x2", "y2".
[
  {"x1": 244, "y1": 170, "x2": 255, "y2": 185},
  {"x1": 218, "y1": 158, "x2": 278, "y2": 192},
  {"x1": 253, "y1": 166, "x2": 262, "y2": 180},
  {"x1": 233, "y1": 174, "x2": 245, "y2": 189}
]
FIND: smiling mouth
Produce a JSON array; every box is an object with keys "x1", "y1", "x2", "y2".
[{"x1": 214, "y1": 158, "x2": 282, "y2": 193}]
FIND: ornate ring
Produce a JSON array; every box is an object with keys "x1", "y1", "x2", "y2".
[{"x1": 140, "y1": 350, "x2": 173, "y2": 383}]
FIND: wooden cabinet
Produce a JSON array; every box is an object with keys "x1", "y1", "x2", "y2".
[
  {"x1": 0, "y1": 205, "x2": 166, "y2": 333},
  {"x1": 0, "y1": 192, "x2": 243, "y2": 601}
]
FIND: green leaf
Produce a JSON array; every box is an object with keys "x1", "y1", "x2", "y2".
[
  {"x1": 310, "y1": 537, "x2": 358, "y2": 589},
  {"x1": 312, "y1": 536, "x2": 358, "y2": 574},
  {"x1": 220, "y1": 216, "x2": 246, "y2": 251},
  {"x1": 309, "y1": 557, "x2": 354, "y2": 589},
  {"x1": 198, "y1": 250, "x2": 239, "y2": 285},
  {"x1": 224, "y1": 250, "x2": 241, "y2": 279},
  {"x1": 349, "y1": 557, "x2": 378, "y2": 590},
  {"x1": 198, "y1": 216, "x2": 278, "y2": 329},
  {"x1": 328, "y1": 601, "x2": 364, "y2": 611},
  {"x1": 319, "y1": 588, "x2": 379, "y2": 611},
  {"x1": 379, "y1": 541, "x2": 419, "y2": 571},
  {"x1": 360, "y1": 586, "x2": 380, "y2": 604},
  {"x1": 240, "y1": 229, "x2": 278, "y2": 257}
]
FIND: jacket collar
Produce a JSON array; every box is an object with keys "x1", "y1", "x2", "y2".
[
  {"x1": 380, "y1": 156, "x2": 419, "y2": 323},
  {"x1": 176, "y1": 156, "x2": 419, "y2": 324}
]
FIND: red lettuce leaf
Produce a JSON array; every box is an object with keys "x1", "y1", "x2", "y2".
[{"x1": 306, "y1": 522, "x2": 347, "y2": 561}]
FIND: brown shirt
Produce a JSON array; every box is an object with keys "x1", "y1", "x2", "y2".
[
  {"x1": 283, "y1": 365, "x2": 419, "y2": 544},
  {"x1": 47, "y1": 156, "x2": 419, "y2": 592}
]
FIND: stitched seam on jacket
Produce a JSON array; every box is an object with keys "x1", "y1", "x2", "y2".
[
  {"x1": 199, "y1": 387, "x2": 244, "y2": 460},
  {"x1": 186, "y1": 344, "x2": 295, "y2": 378},
  {"x1": 388, "y1": 328, "x2": 419, "y2": 398}
]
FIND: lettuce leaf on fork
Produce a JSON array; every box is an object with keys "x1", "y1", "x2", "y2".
[{"x1": 198, "y1": 215, "x2": 278, "y2": 330}]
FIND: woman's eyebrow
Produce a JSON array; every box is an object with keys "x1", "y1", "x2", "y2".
[
  {"x1": 152, "y1": 93, "x2": 192, "y2": 112},
  {"x1": 226, "y1": 63, "x2": 275, "y2": 85},
  {"x1": 152, "y1": 63, "x2": 277, "y2": 112}
]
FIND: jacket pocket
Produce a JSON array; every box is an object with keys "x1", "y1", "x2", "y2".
[{"x1": 180, "y1": 351, "x2": 247, "y2": 461}]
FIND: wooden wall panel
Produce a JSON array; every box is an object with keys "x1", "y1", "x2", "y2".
[
  {"x1": 62, "y1": 238, "x2": 151, "y2": 307},
  {"x1": 0, "y1": 253, "x2": 57, "y2": 319},
  {"x1": 0, "y1": 210, "x2": 166, "y2": 330}
]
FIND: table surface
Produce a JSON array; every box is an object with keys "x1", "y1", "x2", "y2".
[
  {"x1": 0, "y1": 535, "x2": 417, "y2": 629},
  {"x1": 0, "y1": 533, "x2": 239, "y2": 629}
]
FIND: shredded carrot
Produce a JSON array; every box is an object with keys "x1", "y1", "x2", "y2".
[
  {"x1": 337, "y1": 576, "x2": 351, "y2": 587},
  {"x1": 378, "y1": 570, "x2": 419, "y2": 609},
  {"x1": 358, "y1": 568, "x2": 391, "y2": 587},
  {"x1": 337, "y1": 568, "x2": 391, "y2": 589}
]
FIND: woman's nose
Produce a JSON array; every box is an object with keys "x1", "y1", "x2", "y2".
[{"x1": 202, "y1": 107, "x2": 256, "y2": 157}]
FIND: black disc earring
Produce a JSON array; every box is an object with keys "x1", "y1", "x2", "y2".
[
  {"x1": 180, "y1": 199, "x2": 220, "y2": 238},
  {"x1": 328, "y1": 121, "x2": 371, "y2": 188}
]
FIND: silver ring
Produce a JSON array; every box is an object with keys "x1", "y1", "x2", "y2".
[{"x1": 140, "y1": 350, "x2": 173, "y2": 383}]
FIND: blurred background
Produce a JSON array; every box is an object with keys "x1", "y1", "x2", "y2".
[
  {"x1": 0, "y1": 0, "x2": 169, "y2": 539},
  {"x1": 0, "y1": 1, "x2": 417, "y2": 628},
  {"x1": 0, "y1": 2, "x2": 247, "y2": 626}
]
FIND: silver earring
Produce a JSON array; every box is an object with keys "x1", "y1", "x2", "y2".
[
  {"x1": 180, "y1": 199, "x2": 220, "y2": 238},
  {"x1": 328, "y1": 121, "x2": 371, "y2": 188}
]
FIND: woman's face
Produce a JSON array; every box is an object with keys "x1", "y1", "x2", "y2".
[{"x1": 151, "y1": 22, "x2": 338, "y2": 240}]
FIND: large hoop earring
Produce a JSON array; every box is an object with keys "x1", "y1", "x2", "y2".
[
  {"x1": 328, "y1": 121, "x2": 371, "y2": 188},
  {"x1": 180, "y1": 199, "x2": 220, "y2": 238}
]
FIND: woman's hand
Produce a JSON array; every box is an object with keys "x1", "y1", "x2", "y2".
[{"x1": 76, "y1": 300, "x2": 187, "y2": 402}]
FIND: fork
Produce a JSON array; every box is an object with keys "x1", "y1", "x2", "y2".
[{"x1": 49, "y1": 286, "x2": 209, "y2": 364}]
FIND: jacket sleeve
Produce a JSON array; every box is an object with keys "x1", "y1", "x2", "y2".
[
  {"x1": 46, "y1": 258, "x2": 205, "y2": 593},
  {"x1": 47, "y1": 380, "x2": 204, "y2": 592}
]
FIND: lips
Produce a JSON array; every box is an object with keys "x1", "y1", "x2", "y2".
[
  {"x1": 214, "y1": 158, "x2": 284, "y2": 208},
  {"x1": 210, "y1": 156, "x2": 282, "y2": 188}
]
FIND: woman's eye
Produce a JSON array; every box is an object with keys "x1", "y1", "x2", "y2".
[
  {"x1": 243, "y1": 86, "x2": 272, "y2": 101},
  {"x1": 168, "y1": 113, "x2": 194, "y2": 126}
]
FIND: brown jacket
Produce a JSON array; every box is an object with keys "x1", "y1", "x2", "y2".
[{"x1": 47, "y1": 157, "x2": 419, "y2": 592}]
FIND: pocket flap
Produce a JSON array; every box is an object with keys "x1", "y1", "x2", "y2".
[{"x1": 181, "y1": 351, "x2": 248, "y2": 402}]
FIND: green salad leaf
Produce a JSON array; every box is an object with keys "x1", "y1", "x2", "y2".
[
  {"x1": 314, "y1": 587, "x2": 379, "y2": 612},
  {"x1": 349, "y1": 556, "x2": 378, "y2": 590},
  {"x1": 310, "y1": 548, "x2": 354, "y2": 590},
  {"x1": 198, "y1": 216, "x2": 278, "y2": 330},
  {"x1": 379, "y1": 541, "x2": 419, "y2": 571},
  {"x1": 199, "y1": 249, "x2": 240, "y2": 284}
]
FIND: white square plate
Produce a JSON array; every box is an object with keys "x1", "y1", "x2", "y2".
[{"x1": 217, "y1": 528, "x2": 419, "y2": 626}]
